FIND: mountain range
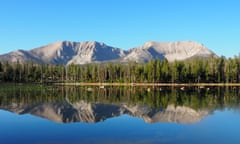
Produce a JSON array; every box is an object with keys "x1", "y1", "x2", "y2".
[{"x1": 0, "y1": 41, "x2": 215, "y2": 65}]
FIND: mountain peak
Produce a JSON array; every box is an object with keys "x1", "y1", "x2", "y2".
[
  {"x1": 143, "y1": 40, "x2": 203, "y2": 48},
  {"x1": 140, "y1": 40, "x2": 214, "y2": 62},
  {"x1": 80, "y1": 41, "x2": 103, "y2": 46},
  {"x1": 142, "y1": 41, "x2": 158, "y2": 48},
  {"x1": 52, "y1": 41, "x2": 105, "y2": 48}
]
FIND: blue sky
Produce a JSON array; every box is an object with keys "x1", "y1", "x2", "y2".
[{"x1": 0, "y1": 0, "x2": 239, "y2": 57}]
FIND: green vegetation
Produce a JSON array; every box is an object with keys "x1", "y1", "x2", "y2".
[
  {"x1": 0, "y1": 85, "x2": 239, "y2": 111},
  {"x1": 0, "y1": 56, "x2": 240, "y2": 83}
]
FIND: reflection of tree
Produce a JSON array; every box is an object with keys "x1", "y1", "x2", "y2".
[{"x1": 0, "y1": 85, "x2": 239, "y2": 111}]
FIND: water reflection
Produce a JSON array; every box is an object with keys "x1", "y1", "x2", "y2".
[{"x1": 0, "y1": 85, "x2": 239, "y2": 124}]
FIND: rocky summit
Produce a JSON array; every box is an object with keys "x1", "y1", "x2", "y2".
[{"x1": 0, "y1": 40, "x2": 216, "y2": 65}]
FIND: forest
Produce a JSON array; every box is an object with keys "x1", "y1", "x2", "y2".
[{"x1": 0, "y1": 56, "x2": 240, "y2": 83}]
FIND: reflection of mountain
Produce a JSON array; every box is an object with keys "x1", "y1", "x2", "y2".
[
  {"x1": 125, "y1": 104, "x2": 208, "y2": 124},
  {"x1": 0, "y1": 101, "x2": 208, "y2": 124}
]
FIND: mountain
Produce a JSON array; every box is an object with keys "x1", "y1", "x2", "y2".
[
  {"x1": 0, "y1": 41, "x2": 127, "y2": 65},
  {"x1": 128, "y1": 41, "x2": 214, "y2": 62},
  {"x1": 0, "y1": 40, "x2": 215, "y2": 65},
  {"x1": 0, "y1": 101, "x2": 209, "y2": 124}
]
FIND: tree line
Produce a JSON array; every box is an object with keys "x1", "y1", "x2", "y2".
[
  {"x1": 0, "y1": 56, "x2": 240, "y2": 83},
  {"x1": 0, "y1": 85, "x2": 239, "y2": 111}
]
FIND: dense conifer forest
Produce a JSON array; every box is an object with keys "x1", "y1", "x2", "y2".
[{"x1": 0, "y1": 56, "x2": 240, "y2": 83}]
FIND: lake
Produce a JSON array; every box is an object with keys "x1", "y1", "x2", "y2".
[{"x1": 0, "y1": 84, "x2": 240, "y2": 144}]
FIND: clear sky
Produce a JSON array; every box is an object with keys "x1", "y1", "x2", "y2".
[{"x1": 0, "y1": 0, "x2": 239, "y2": 57}]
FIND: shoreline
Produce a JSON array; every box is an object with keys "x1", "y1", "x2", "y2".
[{"x1": 53, "y1": 82, "x2": 240, "y2": 87}]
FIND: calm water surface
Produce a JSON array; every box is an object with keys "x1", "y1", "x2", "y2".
[{"x1": 0, "y1": 85, "x2": 240, "y2": 144}]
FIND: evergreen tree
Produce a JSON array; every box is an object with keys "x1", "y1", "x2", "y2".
[{"x1": 1, "y1": 55, "x2": 240, "y2": 83}]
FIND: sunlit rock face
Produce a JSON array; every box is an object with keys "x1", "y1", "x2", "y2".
[
  {"x1": 0, "y1": 40, "x2": 215, "y2": 64},
  {"x1": 139, "y1": 41, "x2": 215, "y2": 62}
]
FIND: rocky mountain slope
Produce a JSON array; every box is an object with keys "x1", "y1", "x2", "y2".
[
  {"x1": 122, "y1": 41, "x2": 210, "y2": 63},
  {"x1": 0, "y1": 40, "x2": 215, "y2": 65}
]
